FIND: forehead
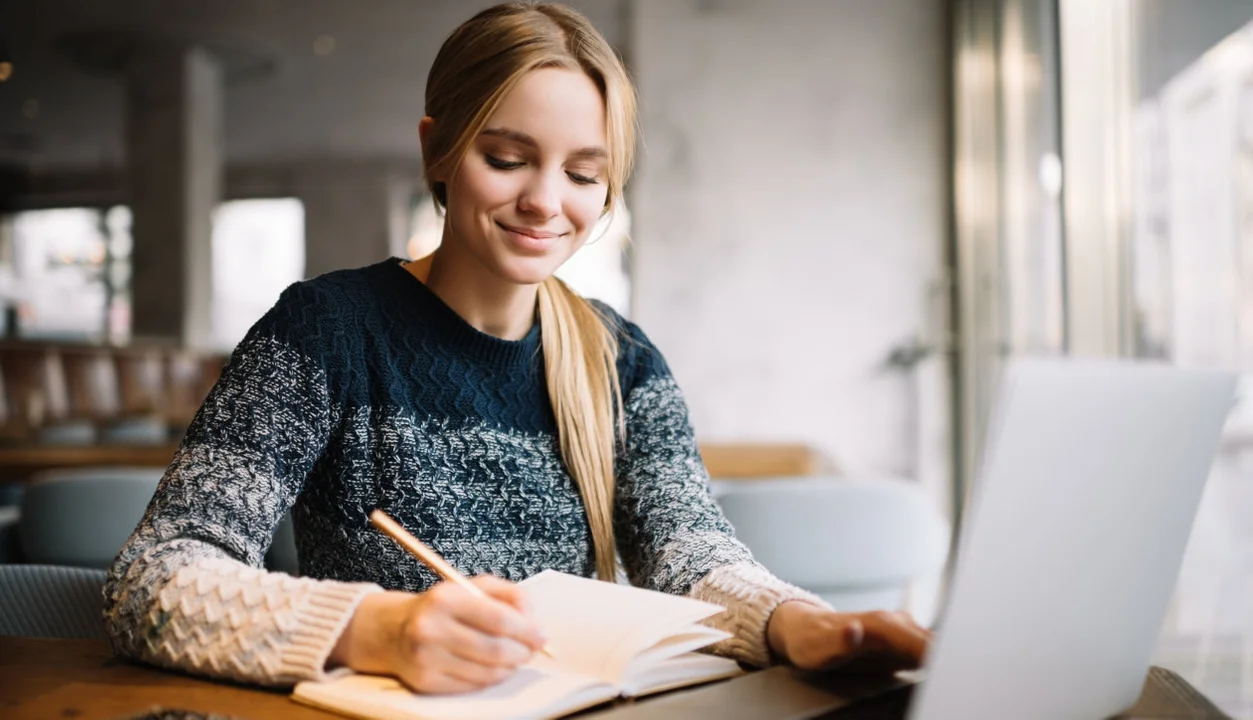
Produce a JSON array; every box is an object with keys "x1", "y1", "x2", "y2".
[{"x1": 482, "y1": 67, "x2": 607, "y2": 151}]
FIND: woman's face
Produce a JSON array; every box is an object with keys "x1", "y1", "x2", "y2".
[{"x1": 438, "y1": 66, "x2": 610, "y2": 286}]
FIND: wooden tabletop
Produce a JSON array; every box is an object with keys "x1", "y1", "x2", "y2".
[
  {"x1": 0, "y1": 636, "x2": 340, "y2": 719},
  {"x1": 1, "y1": 636, "x2": 1227, "y2": 720},
  {"x1": 0, "y1": 444, "x2": 178, "y2": 484}
]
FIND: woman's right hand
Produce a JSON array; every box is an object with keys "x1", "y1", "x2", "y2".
[{"x1": 328, "y1": 575, "x2": 548, "y2": 694}]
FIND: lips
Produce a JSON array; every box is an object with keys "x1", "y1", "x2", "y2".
[
  {"x1": 497, "y1": 221, "x2": 566, "y2": 255},
  {"x1": 497, "y1": 222, "x2": 562, "y2": 239}
]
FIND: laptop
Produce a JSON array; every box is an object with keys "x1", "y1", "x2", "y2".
[
  {"x1": 588, "y1": 357, "x2": 1238, "y2": 719},
  {"x1": 903, "y1": 357, "x2": 1236, "y2": 719}
]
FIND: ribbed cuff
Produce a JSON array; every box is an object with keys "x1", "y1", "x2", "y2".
[
  {"x1": 278, "y1": 580, "x2": 385, "y2": 683},
  {"x1": 689, "y1": 562, "x2": 831, "y2": 668}
]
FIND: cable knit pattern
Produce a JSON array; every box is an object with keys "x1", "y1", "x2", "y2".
[{"x1": 104, "y1": 258, "x2": 823, "y2": 688}]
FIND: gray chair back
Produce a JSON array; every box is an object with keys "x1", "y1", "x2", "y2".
[
  {"x1": 0, "y1": 564, "x2": 107, "y2": 639},
  {"x1": 715, "y1": 478, "x2": 951, "y2": 623},
  {"x1": 266, "y1": 510, "x2": 301, "y2": 576},
  {"x1": 19, "y1": 467, "x2": 163, "y2": 568}
]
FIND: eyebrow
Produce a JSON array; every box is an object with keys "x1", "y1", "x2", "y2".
[{"x1": 480, "y1": 127, "x2": 608, "y2": 160}]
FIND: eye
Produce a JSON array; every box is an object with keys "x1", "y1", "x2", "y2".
[
  {"x1": 485, "y1": 154, "x2": 524, "y2": 170},
  {"x1": 567, "y1": 171, "x2": 599, "y2": 186}
]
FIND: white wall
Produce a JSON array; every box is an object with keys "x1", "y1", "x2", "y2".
[{"x1": 629, "y1": 0, "x2": 949, "y2": 488}]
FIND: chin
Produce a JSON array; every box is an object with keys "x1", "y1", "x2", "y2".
[{"x1": 492, "y1": 255, "x2": 566, "y2": 286}]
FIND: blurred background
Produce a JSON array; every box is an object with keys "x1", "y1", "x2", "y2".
[{"x1": 0, "y1": 0, "x2": 1250, "y2": 715}]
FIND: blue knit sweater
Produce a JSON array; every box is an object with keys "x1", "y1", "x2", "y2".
[{"x1": 103, "y1": 258, "x2": 821, "y2": 686}]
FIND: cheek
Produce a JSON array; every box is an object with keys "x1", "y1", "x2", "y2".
[
  {"x1": 567, "y1": 191, "x2": 609, "y2": 235},
  {"x1": 454, "y1": 166, "x2": 520, "y2": 211}
]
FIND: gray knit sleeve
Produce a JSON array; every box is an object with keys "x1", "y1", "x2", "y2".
[
  {"x1": 612, "y1": 330, "x2": 828, "y2": 667},
  {"x1": 103, "y1": 286, "x2": 380, "y2": 687}
]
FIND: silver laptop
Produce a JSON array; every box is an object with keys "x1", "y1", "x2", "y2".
[
  {"x1": 907, "y1": 357, "x2": 1236, "y2": 719},
  {"x1": 586, "y1": 357, "x2": 1235, "y2": 720}
]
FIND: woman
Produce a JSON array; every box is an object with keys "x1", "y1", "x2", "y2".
[{"x1": 105, "y1": 1, "x2": 930, "y2": 694}]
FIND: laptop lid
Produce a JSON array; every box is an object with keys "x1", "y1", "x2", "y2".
[{"x1": 910, "y1": 358, "x2": 1236, "y2": 720}]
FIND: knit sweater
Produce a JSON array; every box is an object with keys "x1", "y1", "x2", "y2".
[{"x1": 103, "y1": 258, "x2": 825, "y2": 687}]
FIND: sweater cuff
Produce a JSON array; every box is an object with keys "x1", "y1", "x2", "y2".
[
  {"x1": 278, "y1": 580, "x2": 385, "y2": 683},
  {"x1": 689, "y1": 561, "x2": 831, "y2": 668}
]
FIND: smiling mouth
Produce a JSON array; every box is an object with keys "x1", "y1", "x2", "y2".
[{"x1": 497, "y1": 222, "x2": 563, "y2": 239}]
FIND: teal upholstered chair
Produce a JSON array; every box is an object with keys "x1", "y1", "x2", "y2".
[
  {"x1": 18, "y1": 467, "x2": 162, "y2": 569},
  {"x1": 714, "y1": 478, "x2": 951, "y2": 627}
]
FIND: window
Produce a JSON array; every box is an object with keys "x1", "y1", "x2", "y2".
[
  {"x1": 0, "y1": 198, "x2": 305, "y2": 350},
  {"x1": 1, "y1": 206, "x2": 129, "y2": 343},
  {"x1": 210, "y1": 198, "x2": 305, "y2": 350}
]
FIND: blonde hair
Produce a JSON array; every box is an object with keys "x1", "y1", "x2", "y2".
[{"x1": 423, "y1": 2, "x2": 636, "y2": 581}]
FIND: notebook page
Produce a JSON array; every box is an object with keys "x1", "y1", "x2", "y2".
[
  {"x1": 619, "y1": 652, "x2": 744, "y2": 698},
  {"x1": 293, "y1": 668, "x2": 619, "y2": 720},
  {"x1": 519, "y1": 571, "x2": 726, "y2": 684},
  {"x1": 625, "y1": 625, "x2": 731, "y2": 673}
]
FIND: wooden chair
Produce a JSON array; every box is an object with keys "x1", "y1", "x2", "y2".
[{"x1": 0, "y1": 346, "x2": 73, "y2": 441}]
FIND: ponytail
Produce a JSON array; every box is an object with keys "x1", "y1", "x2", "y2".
[{"x1": 537, "y1": 277, "x2": 624, "y2": 581}]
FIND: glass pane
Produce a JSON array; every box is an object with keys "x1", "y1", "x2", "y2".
[
  {"x1": 1128, "y1": 3, "x2": 1253, "y2": 715},
  {"x1": 211, "y1": 198, "x2": 306, "y2": 350},
  {"x1": 9, "y1": 207, "x2": 108, "y2": 341}
]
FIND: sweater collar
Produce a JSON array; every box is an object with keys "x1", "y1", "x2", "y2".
[{"x1": 379, "y1": 258, "x2": 542, "y2": 369}]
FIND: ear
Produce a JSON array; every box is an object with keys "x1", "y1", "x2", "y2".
[{"x1": 418, "y1": 116, "x2": 441, "y2": 180}]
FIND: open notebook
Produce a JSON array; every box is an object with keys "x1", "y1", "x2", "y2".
[{"x1": 292, "y1": 570, "x2": 744, "y2": 720}]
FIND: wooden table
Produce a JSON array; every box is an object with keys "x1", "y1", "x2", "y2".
[
  {"x1": 0, "y1": 637, "x2": 339, "y2": 719},
  {"x1": 0, "y1": 636, "x2": 1228, "y2": 720},
  {"x1": 0, "y1": 444, "x2": 178, "y2": 484}
]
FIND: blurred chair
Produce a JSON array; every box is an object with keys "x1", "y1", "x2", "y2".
[
  {"x1": 0, "y1": 505, "x2": 20, "y2": 563},
  {"x1": 0, "y1": 482, "x2": 23, "y2": 507},
  {"x1": 714, "y1": 477, "x2": 950, "y2": 627},
  {"x1": 0, "y1": 482, "x2": 22, "y2": 563},
  {"x1": 19, "y1": 467, "x2": 162, "y2": 568},
  {"x1": 0, "y1": 346, "x2": 72, "y2": 441},
  {"x1": 61, "y1": 348, "x2": 120, "y2": 421},
  {"x1": 0, "y1": 564, "x2": 107, "y2": 639},
  {"x1": 34, "y1": 420, "x2": 98, "y2": 446},
  {"x1": 99, "y1": 416, "x2": 169, "y2": 445},
  {"x1": 266, "y1": 510, "x2": 301, "y2": 576}
]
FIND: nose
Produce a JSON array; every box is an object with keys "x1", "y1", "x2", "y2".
[{"x1": 517, "y1": 171, "x2": 561, "y2": 220}]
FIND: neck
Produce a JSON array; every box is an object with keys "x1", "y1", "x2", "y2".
[{"x1": 408, "y1": 248, "x2": 539, "y2": 342}]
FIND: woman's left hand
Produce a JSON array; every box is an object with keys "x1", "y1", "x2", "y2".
[{"x1": 766, "y1": 601, "x2": 931, "y2": 673}]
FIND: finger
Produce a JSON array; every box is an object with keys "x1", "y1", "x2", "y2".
[
  {"x1": 861, "y1": 612, "x2": 930, "y2": 662},
  {"x1": 446, "y1": 585, "x2": 546, "y2": 651},
  {"x1": 427, "y1": 645, "x2": 517, "y2": 689},
  {"x1": 400, "y1": 665, "x2": 491, "y2": 696},
  {"x1": 470, "y1": 575, "x2": 535, "y2": 617},
  {"x1": 443, "y1": 618, "x2": 534, "y2": 668}
]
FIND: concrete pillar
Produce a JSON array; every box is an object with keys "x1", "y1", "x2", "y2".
[
  {"x1": 126, "y1": 44, "x2": 222, "y2": 349},
  {"x1": 299, "y1": 164, "x2": 415, "y2": 278}
]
